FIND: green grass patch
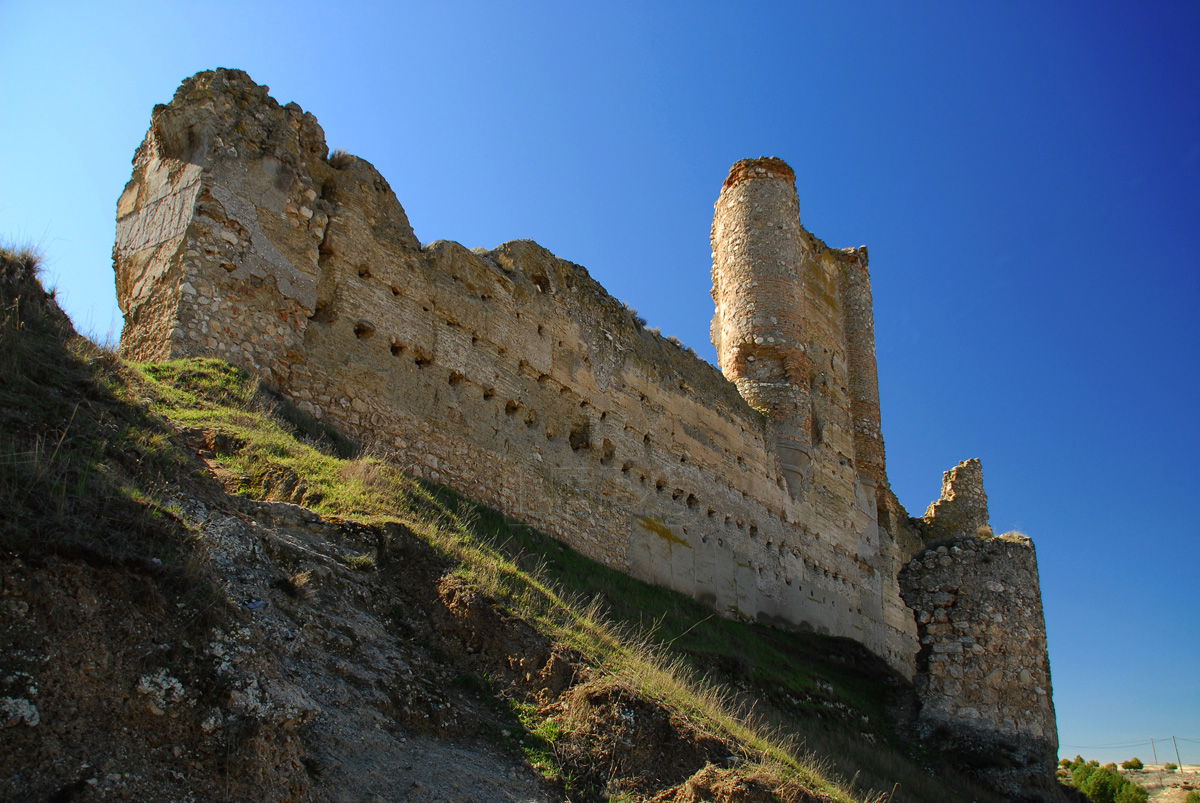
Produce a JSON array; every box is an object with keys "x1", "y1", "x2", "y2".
[
  {"x1": 508, "y1": 698, "x2": 566, "y2": 780},
  {"x1": 344, "y1": 552, "x2": 376, "y2": 571}
]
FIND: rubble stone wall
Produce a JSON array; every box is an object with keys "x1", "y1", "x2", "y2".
[
  {"x1": 900, "y1": 533, "x2": 1058, "y2": 797},
  {"x1": 922, "y1": 458, "x2": 991, "y2": 542}
]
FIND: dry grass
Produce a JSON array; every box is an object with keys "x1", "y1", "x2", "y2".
[
  {"x1": 127, "y1": 356, "x2": 1003, "y2": 802},
  {"x1": 131, "y1": 357, "x2": 861, "y2": 801}
]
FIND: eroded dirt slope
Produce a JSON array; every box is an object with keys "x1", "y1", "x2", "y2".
[{"x1": 2, "y1": 248, "x2": 839, "y2": 802}]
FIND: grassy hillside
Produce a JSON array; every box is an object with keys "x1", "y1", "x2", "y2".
[{"x1": 1, "y1": 247, "x2": 1002, "y2": 802}]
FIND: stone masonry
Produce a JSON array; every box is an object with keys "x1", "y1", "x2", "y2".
[
  {"x1": 922, "y1": 458, "x2": 991, "y2": 542},
  {"x1": 901, "y1": 531, "x2": 1058, "y2": 797},
  {"x1": 112, "y1": 69, "x2": 1058, "y2": 788},
  {"x1": 900, "y1": 457, "x2": 1058, "y2": 797}
]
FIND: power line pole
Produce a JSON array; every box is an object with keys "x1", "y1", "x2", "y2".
[
  {"x1": 1173, "y1": 735, "x2": 1183, "y2": 771},
  {"x1": 1151, "y1": 737, "x2": 1159, "y2": 765}
]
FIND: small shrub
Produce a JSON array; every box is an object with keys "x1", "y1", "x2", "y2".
[
  {"x1": 620, "y1": 303, "x2": 647, "y2": 328},
  {"x1": 1165, "y1": 762, "x2": 1178, "y2": 772},
  {"x1": 1115, "y1": 784, "x2": 1148, "y2": 803},
  {"x1": 328, "y1": 149, "x2": 355, "y2": 169},
  {"x1": 1120, "y1": 757, "x2": 1143, "y2": 771},
  {"x1": 1, "y1": 244, "x2": 42, "y2": 273},
  {"x1": 1078, "y1": 765, "x2": 1123, "y2": 802},
  {"x1": 274, "y1": 569, "x2": 312, "y2": 598},
  {"x1": 1072, "y1": 762, "x2": 1097, "y2": 787},
  {"x1": 344, "y1": 552, "x2": 376, "y2": 571},
  {"x1": 1184, "y1": 791, "x2": 1200, "y2": 803}
]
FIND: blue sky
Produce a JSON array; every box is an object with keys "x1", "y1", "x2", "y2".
[{"x1": 3, "y1": 0, "x2": 1197, "y2": 765}]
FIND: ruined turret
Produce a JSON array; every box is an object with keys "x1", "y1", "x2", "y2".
[
  {"x1": 711, "y1": 158, "x2": 815, "y2": 497},
  {"x1": 901, "y1": 459, "x2": 1059, "y2": 800},
  {"x1": 710, "y1": 157, "x2": 888, "y2": 501}
]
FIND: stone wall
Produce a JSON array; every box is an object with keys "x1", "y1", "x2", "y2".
[
  {"x1": 112, "y1": 69, "x2": 1059, "y2": 782},
  {"x1": 922, "y1": 458, "x2": 991, "y2": 542},
  {"x1": 900, "y1": 533, "x2": 1059, "y2": 799},
  {"x1": 114, "y1": 70, "x2": 920, "y2": 674}
]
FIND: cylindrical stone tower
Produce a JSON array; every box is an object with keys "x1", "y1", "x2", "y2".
[{"x1": 711, "y1": 158, "x2": 816, "y2": 497}]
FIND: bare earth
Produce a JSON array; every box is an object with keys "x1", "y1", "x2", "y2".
[{"x1": 1123, "y1": 765, "x2": 1200, "y2": 802}]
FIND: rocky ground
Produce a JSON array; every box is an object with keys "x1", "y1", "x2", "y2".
[
  {"x1": 2, "y1": 442, "x2": 833, "y2": 801},
  {"x1": 1125, "y1": 766, "x2": 1200, "y2": 802},
  {"x1": 3, "y1": 462, "x2": 543, "y2": 800}
]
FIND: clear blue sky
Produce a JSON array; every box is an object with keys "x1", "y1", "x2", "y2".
[{"x1": 3, "y1": 0, "x2": 1197, "y2": 765}]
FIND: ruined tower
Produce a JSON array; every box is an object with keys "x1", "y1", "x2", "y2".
[
  {"x1": 711, "y1": 158, "x2": 815, "y2": 498},
  {"x1": 711, "y1": 158, "x2": 888, "y2": 513}
]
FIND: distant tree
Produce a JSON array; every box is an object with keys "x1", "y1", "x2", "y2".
[
  {"x1": 1165, "y1": 762, "x2": 1178, "y2": 772},
  {"x1": 1079, "y1": 766, "x2": 1123, "y2": 803},
  {"x1": 1072, "y1": 762, "x2": 1097, "y2": 788},
  {"x1": 1120, "y1": 757, "x2": 1143, "y2": 771},
  {"x1": 1114, "y1": 784, "x2": 1148, "y2": 803},
  {"x1": 1066, "y1": 759, "x2": 1151, "y2": 803}
]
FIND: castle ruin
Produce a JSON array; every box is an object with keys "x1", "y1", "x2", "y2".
[{"x1": 113, "y1": 69, "x2": 1059, "y2": 795}]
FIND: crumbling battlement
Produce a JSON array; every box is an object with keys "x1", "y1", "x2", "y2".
[
  {"x1": 112, "y1": 69, "x2": 1057, "y2": 778},
  {"x1": 922, "y1": 457, "x2": 991, "y2": 542}
]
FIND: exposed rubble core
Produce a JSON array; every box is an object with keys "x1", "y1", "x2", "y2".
[
  {"x1": 900, "y1": 533, "x2": 1058, "y2": 800},
  {"x1": 111, "y1": 68, "x2": 1060, "y2": 793}
]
